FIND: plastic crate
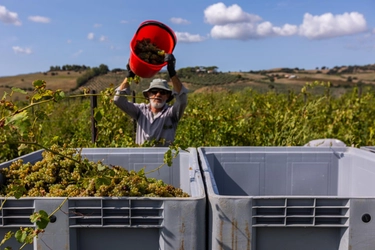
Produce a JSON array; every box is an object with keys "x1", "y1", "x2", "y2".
[
  {"x1": 0, "y1": 148, "x2": 206, "y2": 250},
  {"x1": 198, "y1": 146, "x2": 375, "y2": 250},
  {"x1": 361, "y1": 146, "x2": 375, "y2": 153}
]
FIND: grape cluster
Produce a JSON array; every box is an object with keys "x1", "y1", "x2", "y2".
[
  {"x1": 0, "y1": 145, "x2": 189, "y2": 198},
  {"x1": 134, "y1": 38, "x2": 165, "y2": 65}
]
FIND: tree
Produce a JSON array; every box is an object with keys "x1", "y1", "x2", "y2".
[{"x1": 99, "y1": 64, "x2": 109, "y2": 75}]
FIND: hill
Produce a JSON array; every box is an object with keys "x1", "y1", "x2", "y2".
[{"x1": 1, "y1": 64, "x2": 375, "y2": 100}]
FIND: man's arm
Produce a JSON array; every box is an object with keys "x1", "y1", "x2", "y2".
[
  {"x1": 170, "y1": 75, "x2": 182, "y2": 94},
  {"x1": 165, "y1": 55, "x2": 187, "y2": 121},
  {"x1": 113, "y1": 65, "x2": 139, "y2": 120}
]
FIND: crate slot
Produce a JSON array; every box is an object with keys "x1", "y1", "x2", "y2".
[{"x1": 252, "y1": 198, "x2": 349, "y2": 227}]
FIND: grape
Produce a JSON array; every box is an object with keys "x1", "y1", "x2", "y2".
[
  {"x1": 0, "y1": 145, "x2": 189, "y2": 198},
  {"x1": 134, "y1": 38, "x2": 165, "y2": 65}
]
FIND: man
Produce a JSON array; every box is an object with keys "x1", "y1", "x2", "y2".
[{"x1": 113, "y1": 54, "x2": 187, "y2": 146}]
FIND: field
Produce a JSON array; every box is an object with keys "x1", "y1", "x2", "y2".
[{"x1": 1, "y1": 64, "x2": 375, "y2": 99}]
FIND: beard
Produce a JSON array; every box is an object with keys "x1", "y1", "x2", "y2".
[{"x1": 150, "y1": 98, "x2": 166, "y2": 109}]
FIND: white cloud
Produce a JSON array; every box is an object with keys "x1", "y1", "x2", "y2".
[
  {"x1": 204, "y1": 2, "x2": 261, "y2": 25},
  {"x1": 211, "y1": 23, "x2": 258, "y2": 40},
  {"x1": 0, "y1": 5, "x2": 21, "y2": 26},
  {"x1": 372, "y1": 28, "x2": 375, "y2": 34},
  {"x1": 273, "y1": 24, "x2": 299, "y2": 36},
  {"x1": 210, "y1": 21, "x2": 298, "y2": 40},
  {"x1": 87, "y1": 33, "x2": 94, "y2": 40},
  {"x1": 12, "y1": 46, "x2": 32, "y2": 54},
  {"x1": 299, "y1": 12, "x2": 367, "y2": 39},
  {"x1": 94, "y1": 23, "x2": 102, "y2": 28},
  {"x1": 99, "y1": 35, "x2": 107, "y2": 42},
  {"x1": 204, "y1": 3, "x2": 367, "y2": 41},
  {"x1": 175, "y1": 32, "x2": 207, "y2": 43},
  {"x1": 205, "y1": 2, "x2": 297, "y2": 40},
  {"x1": 170, "y1": 17, "x2": 190, "y2": 25},
  {"x1": 120, "y1": 20, "x2": 129, "y2": 24},
  {"x1": 67, "y1": 39, "x2": 72, "y2": 44},
  {"x1": 28, "y1": 15, "x2": 50, "y2": 23}
]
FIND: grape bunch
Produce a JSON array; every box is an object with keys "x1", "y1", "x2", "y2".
[
  {"x1": 0, "y1": 145, "x2": 189, "y2": 198},
  {"x1": 134, "y1": 38, "x2": 165, "y2": 65}
]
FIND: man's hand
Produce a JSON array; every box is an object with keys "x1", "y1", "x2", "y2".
[
  {"x1": 165, "y1": 54, "x2": 176, "y2": 78},
  {"x1": 126, "y1": 63, "x2": 136, "y2": 78}
]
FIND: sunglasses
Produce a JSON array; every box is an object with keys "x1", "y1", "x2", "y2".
[{"x1": 149, "y1": 89, "x2": 169, "y2": 95}]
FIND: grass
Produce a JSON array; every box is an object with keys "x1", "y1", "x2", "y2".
[{"x1": 0, "y1": 71, "x2": 82, "y2": 100}]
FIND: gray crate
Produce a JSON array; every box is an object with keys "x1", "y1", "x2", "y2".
[
  {"x1": 0, "y1": 148, "x2": 206, "y2": 250},
  {"x1": 198, "y1": 146, "x2": 375, "y2": 250},
  {"x1": 361, "y1": 146, "x2": 375, "y2": 153}
]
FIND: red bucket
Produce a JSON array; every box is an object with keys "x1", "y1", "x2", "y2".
[{"x1": 129, "y1": 20, "x2": 177, "y2": 78}]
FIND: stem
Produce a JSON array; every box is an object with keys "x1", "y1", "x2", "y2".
[
  {"x1": 49, "y1": 197, "x2": 68, "y2": 218},
  {"x1": 0, "y1": 197, "x2": 7, "y2": 210},
  {"x1": 145, "y1": 163, "x2": 167, "y2": 175},
  {"x1": 15, "y1": 99, "x2": 52, "y2": 114},
  {"x1": 0, "y1": 141, "x2": 89, "y2": 170}
]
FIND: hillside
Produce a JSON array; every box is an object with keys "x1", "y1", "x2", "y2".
[{"x1": 1, "y1": 64, "x2": 375, "y2": 100}]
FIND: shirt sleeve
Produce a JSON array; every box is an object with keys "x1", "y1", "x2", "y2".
[
  {"x1": 113, "y1": 86, "x2": 140, "y2": 120},
  {"x1": 171, "y1": 85, "x2": 188, "y2": 122}
]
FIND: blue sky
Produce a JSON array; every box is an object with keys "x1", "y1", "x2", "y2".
[{"x1": 0, "y1": 0, "x2": 374, "y2": 77}]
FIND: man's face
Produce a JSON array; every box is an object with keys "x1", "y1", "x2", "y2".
[{"x1": 148, "y1": 88, "x2": 170, "y2": 109}]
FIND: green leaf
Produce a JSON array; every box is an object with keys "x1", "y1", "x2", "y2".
[
  {"x1": 15, "y1": 229, "x2": 27, "y2": 243},
  {"x1": 14, "y1": 230, "x2": 22, "y2": 243},
  {"x1": 32, "y1": 80, "x2": 46, "y2": 89},
  {"x1": 30, "y1": 210, "x2": 50, "y2": 229},
  {"x1": 94, "y1": 109, "x2": 104, "y2": 122},
  {"x1": 35, "y1": 210, "x2": 50, "y2": 229},
  {"x1": 5, "y1": 110, "x2": 28, "y2": 126},
  {"x1": 95, "y1": 177, "x2": 111, "y2": 189},
  {"x1": 137, "y1": 168, "x2": 145, "y2": 176},
  {"x1": 12, "y1": 87, "x2": 28, "y2": 94},
  {"x1": 52, "y1": 136, "x2": 60, "y2": 143},
  {"x1": 97, "y1": 163, "x2": 106, "y2": 171},
  {"x1": 54, "y1": 90, "x2": 65, "y2": 102},
  {"x1": 12, "y1": 185, "x2": 27, "y2": 199},
  {"x1": 32, "y1": 93, "x2": 43, "y2": 101}
]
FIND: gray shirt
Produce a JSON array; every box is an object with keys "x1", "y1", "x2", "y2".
[{"x1": 113, "y1": 86, "x2": 188, "y2": 146}]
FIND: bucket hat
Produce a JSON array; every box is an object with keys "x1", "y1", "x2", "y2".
[{"x1": 143, "y1": 79, "x2": 174, "y2": 102}]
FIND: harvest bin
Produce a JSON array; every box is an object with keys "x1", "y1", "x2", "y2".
[
  {"x1": 0, "y1": 148, "x2": 206, "y2": 250},
  {"x1": 361, "y1": 146, "x2": 375, "y2": 153},
  {"x1": 198, "y1": 146, "x2": 375, "y2": 250}
]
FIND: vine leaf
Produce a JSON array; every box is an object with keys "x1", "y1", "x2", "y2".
[
  {"x1": 11, "y1": 87, "x2": 27, "y2": 94},
  {"x1": 5, "y1": 110, "x2": 28, "y2": 126},
  {"x1": 32, "y1": 80, "x2": 46, "y2": 89},
  {"x1": 94, "y1": 109, "x2": 104, "y2": 122},
  {"x1": 15, "y1": 229, "x2": 27, "y2": 243},
  {"x1": 30, "y1": 210, "x2": 50, "y2": 229},
  {"x1": 95, "y1": 177, "x2": 111, "y2": 189},
  {"x1": 97, "y1": 163, "x2": 106, "y2": 171},
  {"x1": 11, "y1": 185, "x2": 27, "y2": 199}
]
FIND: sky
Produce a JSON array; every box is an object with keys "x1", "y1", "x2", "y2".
[{"x1": 0, "y1": 0, "x2": 374, "y2": 77}]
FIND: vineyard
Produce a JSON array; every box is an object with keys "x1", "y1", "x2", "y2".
[
  {"x1": 1, "y1": 77, "x2": 375, "y2": 248},
  {"x1": 1, "y1": 79, "x2": 375, "y2": 163}
]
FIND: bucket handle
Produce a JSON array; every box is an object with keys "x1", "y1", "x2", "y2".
[{"x1": 135, "y1": 21, "x2": 177, "y2": 51}]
